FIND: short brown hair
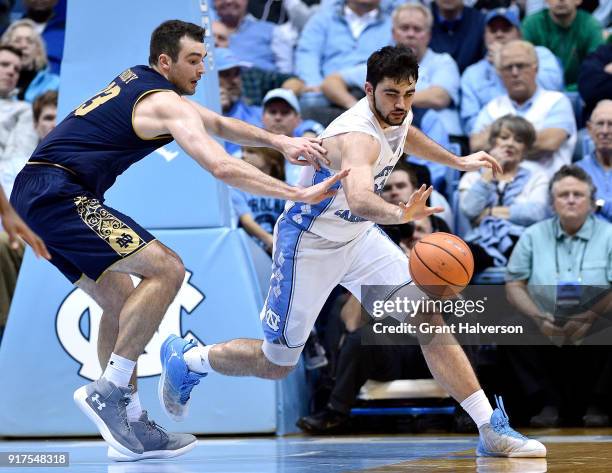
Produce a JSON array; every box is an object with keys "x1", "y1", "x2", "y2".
[
  {"x1": 242, "y1": 147, "x2": 285, "y2": 181},
  {"x1": 549, "y1": 164, "x2": 597, "y2": 205},
  {"x1": 32, "y1": 90, "x2": 58, "y2": 123},
  {"x1": 488, "y1": 114, "x2": 536, "y2": 150},
  {"x1": 149, "y1": 20, "x2": 206, "y2": 65},
  {"x1": 0, "y1": 43, "x2": 22, "y2": 59}
]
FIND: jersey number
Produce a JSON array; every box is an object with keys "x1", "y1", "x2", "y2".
[{"x1": 74, "y1": 82, "x2": 121, "y2": 116}]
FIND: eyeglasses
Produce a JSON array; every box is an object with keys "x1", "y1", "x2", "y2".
[
  {"x1": 499, "y1": 62, "x2": 534, "y2": 74},
  {"x1": 590, "y1": 120, "x2": 612, "y2": 131}
]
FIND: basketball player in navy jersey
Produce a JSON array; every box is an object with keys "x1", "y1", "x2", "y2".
[{"x1": 10, "y1": 20, "x2": 345, "y2": 461}]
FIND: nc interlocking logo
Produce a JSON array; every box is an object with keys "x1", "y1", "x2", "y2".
[{"x1": 56, "y1": 270, "x2": 205, "y2": 380}]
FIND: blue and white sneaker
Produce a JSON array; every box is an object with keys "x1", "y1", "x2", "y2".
[
  {"x1": 477, "y1": 396, "x2": 546, "y2": 458},
  {"x1": 158, "y1": 335, "x2": 206, "y2": 422}
]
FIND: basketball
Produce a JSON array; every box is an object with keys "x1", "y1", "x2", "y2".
[{"x1": 409, "y1": 232, "x2": 474, "y2": 298}]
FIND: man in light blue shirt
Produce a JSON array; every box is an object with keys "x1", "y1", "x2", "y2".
[
  {"x1": 576, "y1": 100, "x2": 612, "y2": 222},
  {"x1": 214, "y1": 0, "x2": 279, "y2": 71},
  {"x1": 461, "y1": 7, "x2": 563, "y2": 135},
  {"x1": 295, "y1": 0, "x2": 392, "y2": 109},
  {"x1": 320, "y1": 2, "x2": 462, "y2": 135},
  {"x1": 504, "y1": 164, "x2": 612, "y2": 428}
]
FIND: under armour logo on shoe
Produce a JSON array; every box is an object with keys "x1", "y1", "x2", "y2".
[{"x1": 91, "y1": 393, "x2": 106, "y2": 411}]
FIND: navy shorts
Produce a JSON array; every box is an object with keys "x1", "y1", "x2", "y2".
[{"x1": 10, "y1": 164, "x2": 155, "y2": 284}]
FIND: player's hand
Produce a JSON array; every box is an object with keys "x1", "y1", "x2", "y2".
[
  {"x1": 459, "y1": 151, "x2": 503, "y2": 177},
  {"x1": 398, "y1": 185, "x2": 444, "y2": 223},
  {"x1": 279, "y1": 135, "x2": 330, "y2": 170},
  {"x1": 1, "y1": 208, "x2": 51, "y2": 259},
  {"x1": 294, "y1": 169, "x2": 350, "y2": 204}
]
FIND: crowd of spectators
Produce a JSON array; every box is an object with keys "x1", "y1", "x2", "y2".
[{"x1": 0, "y1": 0, "x2": 610, "y2": 432}]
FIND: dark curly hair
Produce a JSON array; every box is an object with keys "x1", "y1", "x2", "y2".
[{"x1": 366, "y1": 45, "x2": 419, "y2": 90}]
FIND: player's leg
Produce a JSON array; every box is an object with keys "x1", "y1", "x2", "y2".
[
  {"x1": 159, "y1": 218, "x2": 351, "y2": 421},
  {"x1": 77, "y1": 273, "x2": 137, "y2": 387},
  {"x1": 342, "y1": 227, "x2": 545, "y2": 457},
  {"x1": 76, "y1": 270, "x2": 197, "y2": 462},
  {"x1": 97, "y1": 240, "x2": 185, "y2": 360}
]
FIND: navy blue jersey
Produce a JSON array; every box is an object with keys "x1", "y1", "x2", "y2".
[{"x1": 30, "y1": 65, "x2": 178, "y2": 198}]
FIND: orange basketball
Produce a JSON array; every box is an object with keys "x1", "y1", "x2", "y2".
[{"x1": 409, "y1": 232, "x2": 474, "y2": 298}]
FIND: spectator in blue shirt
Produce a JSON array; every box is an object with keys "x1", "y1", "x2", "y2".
[
  {"x1": 261, "y1": 88, "x2": 324, "y2": 185},
  {"x1": 295, "y1": 0, "x2": 392, "y2": 110},
  {"x1": 577, "y1": 100, "x2": 612, "y2": 222},
  {"x1": 459, "y1": 115, "x2": 548, "y2": 274},
  {"x1": 461, "y1": 7, "x2": 564, "y2": 135},
  {"x1": 429, "y1": 0, "x2": 485, "y2": 73},
  {"x1": 216, "y1": 48, "x2": 263, "y2": 155},
  {"x1": 232, "y1": 146, "x2": 286, "y2": 252},
  {"x1": 321, "y1": 2, "x2": 463, "y2": 136},
  {"x1": 504, "y1": 164, "x2": 612, "y2": 428},
  {"x1": 214, "y1": 0, "x2": 279, "y2": 71}
]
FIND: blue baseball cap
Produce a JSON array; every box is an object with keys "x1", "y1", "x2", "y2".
[
  {"x1": 214, "y1": 48, "x2": 252, "y2": 72},
  {"x1": 485, "y1": 7, "x2": 521, "y2": 30},
  {"x1": 262, "y1": 88, "x2": 301, "y2": 114}
]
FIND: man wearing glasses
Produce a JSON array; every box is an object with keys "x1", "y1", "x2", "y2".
[{"x1": 469, "y1": 40, "x2": 576, "y2": 178}]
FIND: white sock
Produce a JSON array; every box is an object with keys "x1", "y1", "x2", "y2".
[
  {"x1": 126, "y1": 390, "x2": 142, "y2": 422},
  {"x1": 184, "y1": 345, "x2": 215, "y2": 374},
  {"x1": 460, "y1": 389, "x2": 494, "y2": 429},
  {"x1": 102, "y1": 353, "x2": 136, "y2": 388}
]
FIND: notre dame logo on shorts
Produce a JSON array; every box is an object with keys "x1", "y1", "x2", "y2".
[{"x1": 74, "y1": 196, "x2": 145, "y2": 256}]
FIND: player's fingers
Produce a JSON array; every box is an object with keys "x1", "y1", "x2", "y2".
[
  {"x1": 306, "y1": 136, "x2": 323, "y2": 146},
  {"x1": 428, "y1": 206, "x2": 445, "y2": 214},
  {"x1": 299, "y1": 150, "x2": 319, "y2": 169},
  {"x1": 309, "y1": 142, "x2": 330, "y2": 165},
  {"x1": 325, "y1": 169, "x2": 350, "y2": 186},
  {"x1": 7, "y1": 231, "x2": 20, "y2": 251},
  {"x1": 19, "y1": 229, "x2": 49, "y2": 259}
]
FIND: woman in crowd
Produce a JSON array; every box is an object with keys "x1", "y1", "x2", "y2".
[
  {"x1": 1, "y1": 19, "x2": 59, "y2": 102},
  {"x1": 459, "y1": 114, "x2": 548, "y2": 275}
]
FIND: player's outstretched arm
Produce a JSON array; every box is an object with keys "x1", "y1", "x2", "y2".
[
  {"x1": 187, "y1": 99, "x2": 330, "y2": 169},
  {"x1": 150, "y1": 93, "x2": 347, "y2": 203},
  {"x1": 340, "y1": 133, "x2": 442, "y2": 225},
  {"x1": 0, "y1": 185, "x2": 50, "y2": 259},
  {"x1": 405, "y1": 126, "x2": 502, "y2": 176}
]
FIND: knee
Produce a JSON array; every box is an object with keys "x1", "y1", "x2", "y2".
[
  {"x1": 260, "y1": 352, "x2": 295, "y2": 379},
  {"x1": 263, "y1": 359, "x2": 295, "y2": 380},
  {"x1": 159, "y1": 253, "x2": 185, "y2": 295}
]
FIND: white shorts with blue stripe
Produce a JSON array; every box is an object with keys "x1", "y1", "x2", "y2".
[{"x1": 260, "y1": 218, "x2": 411, "y2": 366}]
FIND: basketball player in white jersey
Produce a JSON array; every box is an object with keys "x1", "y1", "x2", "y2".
[{"x1": 160, "y1": 46, "x2": 546, "y2": 457}]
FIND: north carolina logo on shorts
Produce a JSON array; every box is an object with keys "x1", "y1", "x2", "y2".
[
  {"x1": 56, "y1": 270, "x2": 205, "y2": 380},
  {"x1": 265, "y1": 308, "x2": 281, "y2": 332}
]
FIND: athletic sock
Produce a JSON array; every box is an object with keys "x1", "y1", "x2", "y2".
[
  {"x1": 102, "y1": 353, "x2": 136, "y2": 388},
  {"x1": 126, "y1": 390, "x2": 142, "y2": 422},
  {"x1": 460, "y1": 389, "x2": 494, "y2": 429},
  {"x1": 184, "y1": 345, "x2": 215, "y2": 374}
]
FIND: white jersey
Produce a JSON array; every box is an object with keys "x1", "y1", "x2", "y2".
[{"x1": 283, "y1": 98, "x2": 412, "y2": 242}]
